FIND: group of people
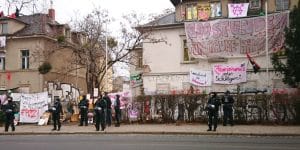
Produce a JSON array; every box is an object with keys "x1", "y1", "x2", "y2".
[
  {"x1": 50, "y1": 92, "x2": 121, "y2": 132},
  {"x1": 206, "y1": 91, "x2": 234, "y2": 131},
  {"x1": 0, "y1": 97, "x2": 16, "y2": 132}
]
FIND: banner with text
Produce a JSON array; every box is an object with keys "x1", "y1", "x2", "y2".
[
  {"x1": 189, "y1": 68, "x2": 212, "y2": 86},
  {"x1": 185, "y1": 12, "x2": 288, "y2": 58},
  {"x1": 16, "y1": 92, "x2": 49, "y2": 123},
  {"x1": 213, "y1": 63, "x2": 247, "y2": 84},
  {"x1": 228, "y1": 3, "x2": 249, "y2": 18}
]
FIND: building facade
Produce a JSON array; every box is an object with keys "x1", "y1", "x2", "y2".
[
  {"x1": 138, "y1": 0, "x2": 298, "y2": 95},
  {"x1": 0, "y1": 9, "x2": 87, "y2": 99}
]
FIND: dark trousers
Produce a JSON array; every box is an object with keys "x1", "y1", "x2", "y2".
[
  {"x1": 208, "y1": 111, "x2": 218, "y2": 130},
  {"x1": 115, "y1": 108, "x2": 121, "y2": 126},
  {"x1": 95, "y1": 112, "x2": 106, "y2": 131},
  {"x1": 5, "y1": 113, "x2": 15, "y2": 132},
  {"x1": 223, "y1": 108, "x2": 233, "y2": 126},
  {"x1": 106, "y1": 109, "x2": 112, "y2": 126},
  {"x1": 80, "y1": 109, "x2": 88, "y2": 126},
  {"x1": 52, "y1": 113, "x2": 61, "y2": 130}
]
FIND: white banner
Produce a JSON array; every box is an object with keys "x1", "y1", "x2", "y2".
[
  {"x1": 16, "y1": 92, "x2": 49, "y2": 123},
  {"x1": 189, "y1": 68, "x2": 212, "y2": 86},
  {"x1": 228, "y1": 3, "x2": 249, "y2": 18},
  {"x1": 213, "y1": 62, "x2": 247, "y2": 84}
]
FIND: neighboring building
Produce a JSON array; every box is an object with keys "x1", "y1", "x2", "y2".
[
  {"x1": 129, "y1": 45, "x2": 144, "y2": 96},
  {"x1": 137, "y1": 0, "x2": 298, "y2": 95},
  {"x1": 112, "y1": 76, "x2": 130, "y2": 93},
  {"x1": 0, "y1": 8, "x2": 87, "y2": 99}
]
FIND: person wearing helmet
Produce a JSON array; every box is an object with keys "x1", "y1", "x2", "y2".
[
  {"x1": 78, "y1": 95, "x2": 89, "y2": 126},
  {"x1": 206, "y1": 92, "x2": 221, "y2": 131},
  {"x1": 3, "y1": 97, "x2": 16, "y2": 132},
  {"x1": 51, "y1": 98, "x2": 63, "y2": 131},
  {"x1": 222, "y1": 90, "x2": 234, "y2": 126}
]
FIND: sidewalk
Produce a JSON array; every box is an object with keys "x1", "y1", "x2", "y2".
[{"x1": 1, "y1": 123, "x2": 300, "y2": 136}]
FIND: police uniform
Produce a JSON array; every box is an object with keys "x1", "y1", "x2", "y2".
[
  {"x1": 103, "y1": 93, "x2": 112, "y2": 127},
  {"x1": 207, "y1": 93, "x2": 221, "y2": 131},
  {"x1": 3, "y1": 98, "x2": 16, "y2": 132},
  {"x1": 78, "y1": 96, "x2": 89, "y2": 126},
  {"x1": 94, "y1": 97, "x2": 107, "y2": 131},
  {"x1": 51, "y1": 99, "x2": 63, "y2": 131},
  {"x1": 114, "y1": 95, "x2": 121, "y2": 127},
  {"x1": 222, "y1": 91, "x2": 234, "y2": 126}
]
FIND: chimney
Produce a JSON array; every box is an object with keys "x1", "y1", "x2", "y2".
[{"x1": 48, "y1": 8, "x2": 55, "y2": 21}]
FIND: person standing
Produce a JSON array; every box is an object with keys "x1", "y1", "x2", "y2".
[
  {"x1": 94, "y1": 95, "x2": 107, "y2": 131},
  {"x1": 78, "y1": 95, "x2": 89, "y2": 126},
  {"x1": 206, "y1": 92, "x2": 221, "y2": 131},
  {"x1": 51, "y1": 98, "x2": 63, "y2": 131},
  {"x1": 114, "y1": 94, "x2": 121, "y2": 127},
  {"x1": 222, "y1": 91, "x2": 234, "y2": 126},
  {"x1": 103, "y1": 92, "x2": 112, "y2": 127},
  {"x1": 3, "y1": 97, "x2": 16, "y2": 132}
]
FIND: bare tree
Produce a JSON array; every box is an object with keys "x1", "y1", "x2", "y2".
[{"x1": 5, "y1": 0, "x2": 37, "y2": 15}]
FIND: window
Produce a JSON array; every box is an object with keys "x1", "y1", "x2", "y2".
[
  {"x1": 276, "y1": 0, "x2": 289, "y2": 11},
  {"x1": 0, "y1": 56, "x2": 5, "y2": 70},
  {"x1": 186, "y1": 4, "x2": 198, "y2": 20},
  {"x1": 1, "y1": 23, "x2": 8, "y2": 34},
  {"x1": 183, "y1": 40, "x2": 194, "y2": 62},
  {"x1": 210, "y1": 2, "x2": 222, "y2": 17},
  {"x1": 21, "y1": 50, "x2": 29, "y2": 69},
  {"x1": 249, "y1": 0, "x2": 261, "y2": 9}
]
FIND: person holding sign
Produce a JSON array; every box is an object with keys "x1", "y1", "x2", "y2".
[
  {"x1": 50, "y1": 98, "x2": 63, "y2": 131},
  {"x1": 3, "y1": 97, "x2": 16, "y2": 132},
  {"x1": 206, "y1": 92, "x2": 221, "y2": 131},
  {"x1": 78, "y1": 95, "x2": 89, "y2": 126}
]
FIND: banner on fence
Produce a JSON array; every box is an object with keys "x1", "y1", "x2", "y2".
[
  {"x1": 14, "y1": 92, "x2": 49, "y2": 123},
  {"x1": 185, "y1": 12, "x2": 288, "y2": 58},
  {"x1": 189, "y1": 68, "x2": 212, "y2": 86},
  {"x1": 213, "y1": 62, "x2": 247, "y2": 84}
]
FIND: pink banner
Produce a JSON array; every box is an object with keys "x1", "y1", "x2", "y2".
[
  {"x1": 185, "y1": 12, "x2": 289, "y2": 58},
  {"x1": 213, "y1": 62, "x2": 247, "y2": 84}
]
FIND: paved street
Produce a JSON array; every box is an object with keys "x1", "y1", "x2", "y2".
[{"x1": 0, "y1": 134, "x2": 299, "y2": 150}]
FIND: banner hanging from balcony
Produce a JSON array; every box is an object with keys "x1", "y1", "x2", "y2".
[
  {"x1": 185, "y1": 12, "x2": 289, "y2": 59},
  {"x1": 213, "y1": 62, "x2": 247, "y2": 84},
  {"x1": 189, "y1": 68, "x2": 212, "y2": 86},
  {"x1": 228, "y1": 3, "x2": 249, "y2": 18}
]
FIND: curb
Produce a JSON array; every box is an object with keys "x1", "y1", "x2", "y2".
[{"x1": 1, "y1": 131, "x2": 300, "y2": 136}]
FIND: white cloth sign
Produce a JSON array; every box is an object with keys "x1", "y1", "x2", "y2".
[
  {"x1": 228, "y1": 3, "x2": 249, "y2": 18},
  {"x1": 0, "y1": 36, "x2": 6, "y2": 47},
  {"x1": 16, "y1": 92, "x2": 49, "y2": 123},
  {"x1": 213, "y1": 62, "x2": 247, "y2": 84},
  {"x1": 189, "y1": 69, "x2": 212, "y2": 86}
]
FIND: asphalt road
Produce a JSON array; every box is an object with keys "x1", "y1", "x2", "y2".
[{"x1": 0, "y1": 134, "x2": 299, "y2": 150}]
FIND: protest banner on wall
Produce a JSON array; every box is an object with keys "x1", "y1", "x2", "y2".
[
  {"x1": 14, "y1": 92, "x2": 49, "y2": 123},
  {"x1": 185, "y1": 12, "x2": 288, "y2": 58},
  {"x1": 189, "y1": 68, "x2": 212, "y2": 86},
  {"x1": 228, "y1": 3, "x2": 249, "y2": 18},
  {"x1": 213, "y1": 62, "x2": 247, "y2": 84}
]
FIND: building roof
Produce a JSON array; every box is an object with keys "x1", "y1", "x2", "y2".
[{"x1": 141, "y1": 12, "x2": 182, "y2": 28}]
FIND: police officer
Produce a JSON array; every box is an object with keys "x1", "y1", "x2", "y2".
[
  {"x1": 78, "y1": 95, "x2": 89, "y2": 126},
  {"x1": 103, "y1": 92, "x2": 112, "y2": 127},
  {"x1": 3, "y1": 97, "x2": 16, "y2": 132},
  {"x1": 222, "y1": 91, "x2": 234, "y2": 126},
  {"x1": 114, "y1": 94, "x2": 121, "y2": 127},
  {"x1": 206, "y1": 92, "x2": 221, "y2": 131},
  {"x1": 51, "y1": 98, "x2": 63, "y2": 131},
  {"x1": 94, "y1": 95, "x2": 107, "y2": 131}
]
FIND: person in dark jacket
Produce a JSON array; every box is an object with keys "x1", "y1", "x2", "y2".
[
  {"x1": 222, "y1": 91, "x2": 234, "y2": 126},
  {"x1": 51, "y1": 98, "x2": 63, "y2": 131},
  {"x1": 94, "y1": 95, "x2": 107, "y2": 131},
  {"x1": 3, "y1": 97, "x2": 16, "y2": 132},
  {"x1": 206, "y1": 92, "x2": 221, "y2": 131},
  {"x1": 103, "y1": 92, "x2": 112, "y2": 127},
  {"x1": 114, "y1": 94, "x2": 121, "y2": 127},
  {"x1": 78, "y1": 95, "x2": 89, "y2": 126}
]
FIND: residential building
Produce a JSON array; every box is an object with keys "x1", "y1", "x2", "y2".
[
  {"x1": 137, "y1": 0, "x2": 298, "y2": 95},
  {"x1": 0, "y1": 8, "x2": 87, "y2": 99}
]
